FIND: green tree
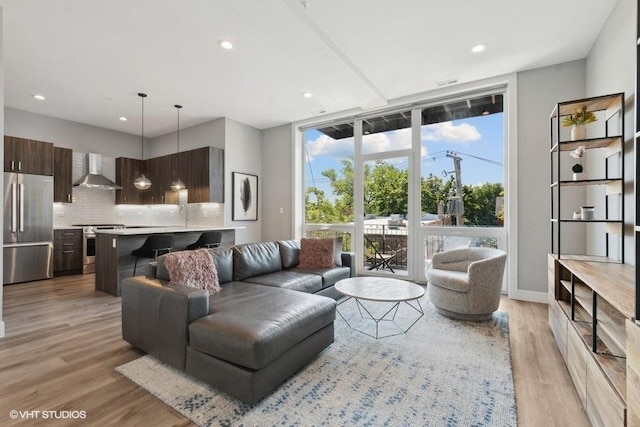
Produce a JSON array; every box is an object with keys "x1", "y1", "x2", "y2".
[
  {"x1": 306, "y1": 157, "x2": 504, "y2": 226},
  {"x1": 462, "y1": 183, "x2": 503, "y2": 226},
  {"x1": 365, "y1": 161, "x2": 408, "y2": 216}
]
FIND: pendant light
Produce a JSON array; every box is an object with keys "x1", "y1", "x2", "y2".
[
  {"x1": 133, "y1": 92, "x2": 152, "y2": 190},
  {"x1": 170, "y1": 104, "x2": 186, "y2": 192}
]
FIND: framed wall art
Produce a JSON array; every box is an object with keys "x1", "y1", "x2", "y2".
[{"x1": 232, "y1": 172, "x2": 258, "y2": 221}]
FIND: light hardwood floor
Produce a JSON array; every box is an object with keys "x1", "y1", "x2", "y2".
[{"x1": 0, "y1": 275, "x2": 589, "y2": 426}]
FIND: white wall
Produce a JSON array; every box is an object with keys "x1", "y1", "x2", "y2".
[
  {"x1": 516, "y1": 60, "x2": 586, "y2": 294},
  {"x1": 224, "y1": 118, "x2": 263, "y2": 243},
  {"x1": 585, "y1": 0, "x2": 636, "y2": 265},
  {"x1": 147, "y1": 117, "x2": 225, "y2": 158},
  {"x1": 262, "y1": 124, "x2": 294, "y2": 241},
  {"x1": 5, "y1": 108, "x2": 141, "y2": 158}
]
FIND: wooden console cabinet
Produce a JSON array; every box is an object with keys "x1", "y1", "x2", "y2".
[{"x1": 549, "y1": 254, "x2": 633, "y2": 425}]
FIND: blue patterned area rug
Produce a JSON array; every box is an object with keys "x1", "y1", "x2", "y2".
[{"x1": 116, "y1": 292, "x2": 516, "y2": 426}]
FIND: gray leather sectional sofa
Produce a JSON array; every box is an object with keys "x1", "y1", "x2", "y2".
[{"x1": 121, "y1": 239, "x2": 354, "y2": 403}]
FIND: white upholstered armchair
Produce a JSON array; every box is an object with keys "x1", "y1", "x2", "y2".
[{"x1": 426, "y1": 247, "x2": 507, "y2": 321}]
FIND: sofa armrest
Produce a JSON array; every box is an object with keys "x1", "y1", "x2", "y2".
[
  {"x1": 145, "y1": 261, "x2": 158, "y2": 277},
  {"x1": 121, "y1": 276, "x2": 209, "y2": 371},
  {"x1": 341, "y1": 252, "x2": 356, "y2": 277}
]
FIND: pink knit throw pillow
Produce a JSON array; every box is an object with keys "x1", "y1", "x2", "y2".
[
  {"x1": 163, "y1": 249, "x2": 221, "y2": 294},
  {"x1": 299, "y1": 238, "x2": 335, "y2": 269}
]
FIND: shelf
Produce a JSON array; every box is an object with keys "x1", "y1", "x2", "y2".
[
  {"x1": 553, "y1": 178, "x2": 622, "y2": 187},
  {"x1": 550, "y1": 135, "x2": 622, "y2": 152},
  {"x1": 558, "y1": 259, "x2": 634, "y2": 319},
  {"x1": 597, "y1": 299, "x2": 626, "y2": 357},
  {"x1": 557, "y1": 219, "x2": 622, "y2": 224},
  {"x1": 554, "y1": 254, "x2": 623, "y2": 263},
  {"x1": 550, "y1": 93, "x2": 624, "y2": 118}
]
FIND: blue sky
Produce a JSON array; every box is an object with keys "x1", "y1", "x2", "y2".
[{"x1": 305, "y1": 112, "x2": 504, "y2": 204}]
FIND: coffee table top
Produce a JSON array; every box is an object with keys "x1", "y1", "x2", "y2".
[{"x1": 335, "y1": 277, "x2": 425, "y2": 302}]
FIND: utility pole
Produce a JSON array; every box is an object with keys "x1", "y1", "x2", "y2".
[{"x1": 446, "y1": 151, "x2": 464, "y2": 226}]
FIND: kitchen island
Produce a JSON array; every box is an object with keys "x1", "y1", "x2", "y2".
[{"x1": 94, "y1": 226, "x2": 239, "y2": 296}]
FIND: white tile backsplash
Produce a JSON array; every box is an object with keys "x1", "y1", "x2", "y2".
[{"x1": 54, "y1": 153, "x2": 225, "y2": 227}]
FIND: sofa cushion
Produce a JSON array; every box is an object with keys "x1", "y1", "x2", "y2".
[
  {"x1": 189, "y1": 282, "x2": 336, "y2": 370},
  {"x1": 278, "y1": 240, "x2": 300, "y2": 269},
  {"x1": 242, "y1": 271, "x2": 322, "y2": 293},
  {"x1": 291, "y1": 266, "x2": 351, "y2": 288},
  {"x1": 163, "y1": 249, "x2": 221, "y2": 294},
  {"x1": 233, "y1": 242, "x2": 282, "y2": 281},
  {"x1": 299, "y1": 238, "x2": 335, "y2": 269},
  {"x1": 156, "y1": 247, "x2": 234, "y2": 284},
  {"x1": 426, "y1": 268, "x2": 470, "y2": 293}
]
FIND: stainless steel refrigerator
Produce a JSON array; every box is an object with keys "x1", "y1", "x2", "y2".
[{"x1": 3, "y1": 172, "x2": 54, "y2": 284}]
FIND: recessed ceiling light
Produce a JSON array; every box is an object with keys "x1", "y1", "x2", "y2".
[
  {"x1": 218, "y1": 39, "x2": 233, "y2": 50},
  {"x1": 302, "y1": 92, "x2": 313, "y2": 98},
  {"x1": 118, "y1": 116, "x2": 128, "y2": 122},
  {"x1": 32, "y1": 94, "x2": 46, "y2": 101},
  {"x1": 471, "y1": 44, "x2": 487, "y2": 53}
]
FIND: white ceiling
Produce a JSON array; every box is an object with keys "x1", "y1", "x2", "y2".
[{"x1": 0, "y1": 0, "x2": 618, "y2": 138}]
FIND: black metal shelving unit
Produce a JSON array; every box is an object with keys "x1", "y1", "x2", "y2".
[{"x1": 550, "y1": 93, "x2": 625, "y2": 263}]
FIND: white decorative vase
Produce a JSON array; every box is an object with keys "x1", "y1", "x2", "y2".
[
  {"x1": 573, "y1": 172, "x2": 585, "y2": 181},
  {"x1": 570, "y1": 125, "x2": 586, "y2": 141}
]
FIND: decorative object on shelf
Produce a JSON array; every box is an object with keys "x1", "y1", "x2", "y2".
[
  {"x1": 232, "y1": 172, "x2": 258, "y2": 221},
  {"x1": 569, "y1": 145, "x2": 586, "y2": 180},
  {"x1": 170, "y1": 104, "x2": 186, "y2": 192},
  {"x1": 573, "y1": 211, "x2": 581, "y2": 220},
  {"x1": 562, "y1": 106, "x2": 597, "y2": 141},
  {"x1": 580, "y1": 206, "x2": 594, "y2": 220},
  {"x1": 133, "y1": 92, "x2": 152, "y2": 190}
]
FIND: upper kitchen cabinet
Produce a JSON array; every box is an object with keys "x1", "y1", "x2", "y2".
[
  {"x1": 4, "y1": 136, "x2": 54, "y2": 175},
  {"x1": 114, "y1": 147, "x2": 224, "y2": 205},
  {"x1": 144, "y1": 154, "x2": 172, "y2": 204},
  {"x1": 180, "y1": 147, "x2": 224, "y2": 203},
  {"x1": 53, "y1": 147, "x2": 73, "y2": 203},
  {"x1": 115, "y1": 157, "x2": 144, "y2": 204}
]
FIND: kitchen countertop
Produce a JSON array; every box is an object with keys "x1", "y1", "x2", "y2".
[{"x1": 95, "y1": 226, "x2": 242, "y2": 236}]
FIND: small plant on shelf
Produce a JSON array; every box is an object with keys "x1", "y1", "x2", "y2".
[
  {"x1": 569, "y1": 145, "x2": 586, "y2": 178},
  {"x1": 562, "y1": 106, "x2": 597, "y2": 141},
  {"x1": 562, "y1": 106, "x2": 597, "y2": 126}
]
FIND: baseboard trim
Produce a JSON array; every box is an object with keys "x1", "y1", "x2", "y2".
[{"x1": 510, "y1": 289, "x2": 547, "y2": 304}]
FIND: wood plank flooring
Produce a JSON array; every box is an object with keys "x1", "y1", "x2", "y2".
[{"x1": 0, "y1": 275, "x2": 589, "y2": 426}]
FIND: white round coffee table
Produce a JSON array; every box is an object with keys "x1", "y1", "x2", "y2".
[{"x1": 335, "y1": 277, "x2": 425, "y2": 339}]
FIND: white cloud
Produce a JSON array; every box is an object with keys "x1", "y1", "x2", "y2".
[
  {"x1": 422, "y1": 121, "x2": 481, "y2": 143},
  {"x1": 362, "y1": 128, "x2": 411, "y2": 154},
  {"x1": 305, "y1": 134, "x2": 353, "y2": 162}
]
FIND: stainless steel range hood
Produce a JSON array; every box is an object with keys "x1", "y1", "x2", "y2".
[{"x1": 73, "y1": 153, "x2": 122, "y2": 190}]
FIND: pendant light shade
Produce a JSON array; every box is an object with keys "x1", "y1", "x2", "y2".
[
  {"x1": 134, "y1": 92, "x2": 152, "y2": 190},
  {"x1": 170, "y1": 104, "x2": 186, "y2": 192}
]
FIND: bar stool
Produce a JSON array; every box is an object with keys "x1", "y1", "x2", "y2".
[
  {"x1": 131, "y1": 234, "x2": 175, "y2": 275},
  {"x1": 186, "y1": 231, "x2": 222, "y2": 250}
]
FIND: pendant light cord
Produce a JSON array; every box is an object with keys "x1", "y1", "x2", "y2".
[
  {"x1": 175, "y1": 104, "x2": 182, "y2": 154},
  {"x1": 138, "y1": 93, "x2": 147, "y2": 160}
]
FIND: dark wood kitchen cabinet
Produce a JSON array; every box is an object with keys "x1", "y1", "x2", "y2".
[
  {"x1": 53, "y1": 147, "x2": 73, "y2": 203},
  {"x1": 115, "y1": 157, "x2": 144, "y2": 204},
  {"x1": 180, "y1": 147, "x2": 224, "y2": 203},
  {"x1": 114, "y1": 147, "x2": 224, "y2": 205},
  {"x1": 4, "y1": 135, "x2": 54, "y2": 175},
  {"x1": 54, "y1": 229, "x2": 82, "y2": 275},
  {"x1": 144, "y1": 154, "x2": 172, "y2": 204}
]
